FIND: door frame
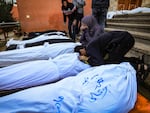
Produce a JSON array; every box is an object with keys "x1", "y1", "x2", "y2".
[{"x1": 118, "y1": 0, "x2": 142, "y2": 10}]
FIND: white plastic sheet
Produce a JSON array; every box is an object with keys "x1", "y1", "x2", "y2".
[
  {"x1": 0, "y1": 53, "x2": 90, "y2": 90},
  {"x1": 0, "y1": 42, "x2": 81, "y2": 67},
  {"x1": 0, "y1": 62, "x2": 137, "y2": 113},
  {"x1": 6, "y1": 32, "x2": 69, "y2": 47},
  {"x1": 107, "y1": 7, "x2": 150, "y2": 19}
]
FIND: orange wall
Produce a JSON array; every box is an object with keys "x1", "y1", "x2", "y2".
[
  {"x1": 11, "y1": 5, "x2": 19, "y2": 21},
  {"x1": 17, "y1": 0, "x2": 91, "y2": 32}
]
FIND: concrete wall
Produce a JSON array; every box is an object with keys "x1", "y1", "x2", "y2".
[
  {"x1": 109, "y1": 0, "x2": 118, "y2": 11},
  {"x1": 16, "y1": 0, "x2": 149, "y2": 32},
  {"x1": 142, "y1": 0, "x2": 150, "y2": 7},
  {"x1": 17, "y1": 0, "x2": 91, "y2": 32}
]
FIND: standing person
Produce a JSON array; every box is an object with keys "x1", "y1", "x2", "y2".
[
  {"x1": 72, "y1": 0, "x2": 86, "y2": 35},
  {"x1": 80, "y1": 15, "x2": 104, "y2": 47},
  {"x1": 92, "y1": 0, "x2": 110, "y2": 30},
  {"x1": 61, "y1": 0, "x2": 77, "y2": 41}
]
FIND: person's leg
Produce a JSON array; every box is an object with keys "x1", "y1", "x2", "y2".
[
  {"x1": 76, "y1": 13, "x2": 84, "y2": 34},
  {"x1": 136, "y1": 55, "x2": 150, "y2": 81},
  {"x1": 98, "y1": 7, "x2": 108, "y2": 30},
  {"x1": 92, "y1": 7, "x2": 107, "y2": 30},
  {"x1": 68, "y1": 20, "x2": 73, "y2": 39},
  {"x1": 122, "y1": 56, "x2": 150, "y2": 82},
  {"x1": 92, "y1": 8, "x2": 99, "y2": 23},
  {"x1": 76, "y1": 13, "x2": 80, "y2": 35},
  {"x1": 72, "y1": 19, "x2": 77, "y2": 41}
]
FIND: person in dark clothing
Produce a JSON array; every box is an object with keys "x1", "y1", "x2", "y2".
[
  {"x1": 80, "y1": 15, "x2": 104, "y2": 47},
  {"x1": 75, "y1": 31, "x2": 150, "y2": 84},
  {"x1": 61, "y1": 0, "x2": 77, "y2": 41},
  {"x1": 72, "y1": 0, "x2": 86, "y2": 35},
  {"x1": 92, "y1": 0, "x2": 110, "y2": 30},
  {"x1": 76, "y1": 31, "x2": 150, "y2": 86},
  {"x1": 75, "y1": 31, "x2": 135, "y2": 66}
]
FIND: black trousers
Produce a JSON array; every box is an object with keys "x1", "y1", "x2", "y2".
[
  {"x1": 68, "y1": 20, "x2": 76, "y2": 41},
  {"x1": 76, "y1": 13, "x2": 84, "y2": 34}
]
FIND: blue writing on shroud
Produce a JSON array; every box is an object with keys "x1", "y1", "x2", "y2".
[
  {"x1": 82, "y1": 77, "x2": 89, "y2": 85},
  {"x1": 53, "y1": 96, "x2": 64, "y2": 113},
  {"x1": 90, "y1": 86, "x2": 107, "y2": 102},
  {"x1": 82, "y1": 74, "x2": 108, "y2": 102},
  {"x1": 90, "y1": 77, "x2": 107, "y2": 102}
]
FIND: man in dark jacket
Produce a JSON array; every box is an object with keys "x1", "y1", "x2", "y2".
[
  {"x1": 75, "y1": 31, "x2": 135, "y2": 66},
  {"x1": 75, "y1": 31, "x2": 150, "y2": 83},
  {"x1": 92, "y1": 0, "x2": 110, "y2": 30}
]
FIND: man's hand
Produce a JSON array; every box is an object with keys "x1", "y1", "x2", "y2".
[{"x1": 79, "y1": 55, "x2": 89, "y2": 61}]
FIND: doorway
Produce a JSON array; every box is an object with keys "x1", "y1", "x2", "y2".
[{"x1": 118, "y1": 0, "x2": 142, "y2": 10}]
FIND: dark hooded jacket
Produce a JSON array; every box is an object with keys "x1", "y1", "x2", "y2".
[
  {"x1": 86, "y1": 31, "x2": 135, "y2": 66},
  {"x1": 80, "y1": 15, "x2": 104, "y2": 46}
]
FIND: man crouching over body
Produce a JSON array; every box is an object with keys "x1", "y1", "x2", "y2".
[{"x1": 74, "y1": 31, "x2": 135, "y2": 66}]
